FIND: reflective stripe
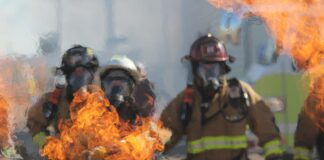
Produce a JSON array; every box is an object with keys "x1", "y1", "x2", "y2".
[
  {"x1": 294, "y1": 147, "x2": 311, "y2": 160},
  {"x1": 188, "y1": 135, "x2": 247, "y2": 154},
  {"x1": 263, "y1": 139, "x2": 283, "y2": 157}
]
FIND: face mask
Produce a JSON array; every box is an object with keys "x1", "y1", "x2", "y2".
[
  {"x1": 101, "y1": 70, "x2": 137, "y2": 122},
  {"x1": 197, "y1": 63, "x2": 222, "y2": 91},
  {"x1": 66, "y1": 67, "x2": 94, "y2": 100},
  {"x1": 101, "y1": 70, "x2": 134, "y2": 108}
]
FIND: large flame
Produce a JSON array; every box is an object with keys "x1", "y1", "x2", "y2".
[
  {"x1": 208, "y1": 0, "x2": 324, "y2": 131},
  {"x1": 41, "y1": 85, "x2": 171, "y2": 160}
]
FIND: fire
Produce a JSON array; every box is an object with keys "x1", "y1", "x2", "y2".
[
  {"x1": 0, "y1": 57, "x2": 48, "y2": 131},
  {"x1": 304, "y1": 70, "x2": 324, "y2": 131},
  {"x1": 208, "y1": 0, "x2": 324, "y2": 131},
  {"x1": 41, "y1": 85, "x2": 171, "y2": 160},
  {"x1": 0, "y1": 95, "x2": 10, "y2": 148}
]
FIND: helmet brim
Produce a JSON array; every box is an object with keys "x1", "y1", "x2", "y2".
[{"x1": 100, "y1": 65, "x2": 140, "y2": 84}]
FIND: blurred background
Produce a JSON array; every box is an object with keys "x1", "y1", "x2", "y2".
[{"x1": 0, "y1": 0, "x2": 309, "y2": 159}]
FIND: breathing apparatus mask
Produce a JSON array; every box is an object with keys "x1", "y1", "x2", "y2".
[
  {"x1": 66, "y1": 66, "x2": 95, "y2": 100},
  {"x1": 183, "y1": 34, "x2": 234, "y2": 101},
  {"x1": 101, "y1": 70, "x2": 136, "y2": 120},
  {"x1": 60, "y1": 45, "x2": 99, "y2": 101},
  {"x1": 194, "y1": 62, "x2": 227, "y2": 101},
  {"x1": 197, "y1": 62, "x2": 223, "y2": 90}
]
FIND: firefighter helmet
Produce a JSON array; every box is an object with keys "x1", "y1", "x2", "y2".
[
  {"x1": 184, "y1": 34, "x2": 230, "y2": 63},
  {"x1": 101, "y1": 55, "x2": 140, "y2": 84},
  {"x1": 60, "y1": 45, "x2": 99, "y2": 75}
]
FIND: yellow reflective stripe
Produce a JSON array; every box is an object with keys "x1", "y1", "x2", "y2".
[
  {"x1": 32, "y1": 132, "x2": 47, "y2": 148},
  {"x1": 294, "y1": 147, "x2": 311, "y2": 160},
  {"x1": 188, "y1": 135, "x2": 247, "y2": 154},
  {"x1": 263, "y1": 139, "x2": 283, "y2": 157}
]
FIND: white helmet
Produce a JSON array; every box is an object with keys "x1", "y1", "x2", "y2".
[
  {"x1": 108, "y1": 55, "x2": 137, "y2": 71},
  {"x1": 101, "y1": 55, "x2": 140, "y2": 83}
]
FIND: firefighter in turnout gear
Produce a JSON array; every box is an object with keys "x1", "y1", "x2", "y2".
[
  {"x1": 99, "y1": 55, "x2": 156, "y2": 124},
  {"x1": 27, "y1": 45, "x2": 99, "y2": 147},
  {"x1": 160, "y1": 34, "x2": 284, "y2": 160}
]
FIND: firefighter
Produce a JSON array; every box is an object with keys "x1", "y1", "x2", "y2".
[
  {"x1": 27, "y1": 45, "x2": 99, "y2": 147},
  {"x1": 99, "y1": 55, "x2": 156, "y2": 123},
  {"x1": 294, "y1": 76, "x2": 324, "y2": 160},
  {"x1": 160, "y1": 34, "x2": 284, "y2": 160}
]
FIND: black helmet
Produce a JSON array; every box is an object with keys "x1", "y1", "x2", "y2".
[{"x1": 60, "y1": 45, "x2": 99, "y2": 75}]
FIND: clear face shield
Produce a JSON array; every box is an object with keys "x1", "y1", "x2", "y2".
[
  {"x1": 101, "y1": 70, "x2": 134, "y2": 107},
  {"x1": 197, "y1": 62, "x2": 222, "y2": 91},
  {"x1": 67, "y1": 66, "x2": 94, "y2": 94}
]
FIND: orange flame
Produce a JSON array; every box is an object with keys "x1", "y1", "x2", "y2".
[
  {"x1": 208, "y1": 0, "x2": 324, "y2": 131},
  {"x1": 303, "y1": 69, "x2": 324, "y2": 131},
  {"x1": 0, "y1": 57, "x2": 49, "y2": 132},
  {"x1": 0, "y1": 96, "x2": 10, "y2": 148},
  {"x1": 0, "y1": 56, "x2": 50, "y2": 151},
  {"x1": 41, "y1": 85, "x2": 171, "y2": 160}
]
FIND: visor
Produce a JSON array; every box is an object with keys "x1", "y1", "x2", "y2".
[
  {"x1": 197, "y1": 63, "x2": 222, "y2": 83},
  {"x1": 67, "y1": 66, "x2": 94, "y2": 93},
  {"x1": 101, "y1": 70, "x2": 134, "y2": 102}
]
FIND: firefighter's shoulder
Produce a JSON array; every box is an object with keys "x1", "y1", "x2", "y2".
[{"x1": 236, "y1": 79, "x2": 262, "y2": 105}]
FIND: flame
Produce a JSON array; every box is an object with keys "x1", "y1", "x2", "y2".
[
  {"x1": 41, "y1": 85, "x2": 171, "y2": 160},
  {"x1": 208, "y1": 0, "x2": 324, "y2": 131},
  {"x1": 304, "y1": 69, "x2": 324, "y2": 131},
  {"x1": 0, "y1": 96, "x2": 10, "y2": 148},
  {"x1": 0, "y1": 57, "x2": 49, "y2": 132}
]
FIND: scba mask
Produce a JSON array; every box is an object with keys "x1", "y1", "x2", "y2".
[
  {"x1": 101, "y1": 70, "x2": 135, "y2": 108},
  {"x1": 197, "y1": 62, "x2": 222, "y2": 91},
  {"x1": 66, "y1": 66, "x2": 94, "y2": 100}
]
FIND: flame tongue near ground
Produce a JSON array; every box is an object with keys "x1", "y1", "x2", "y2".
[
  {"x1": 208, "y1": 0, "x2": 324, "y2": 131},
  {"x1": 41, "y1": 85, "x2": 171, "y2": 160},
  {"x1": 0, "y1": 96, "x2": 10, "y2": 148}
]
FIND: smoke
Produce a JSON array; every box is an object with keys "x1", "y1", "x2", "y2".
[
  {"x1": 0, "y1": 0, "x2": 281, "y2": 129},
  {"x1": 0, "y1": 56, "x2": 50, "y2": 131},
  {"x1": 0, "y1": 0, "x2": 56, "y2": 55},
  {"x1": 0, "y1": 1, "x2": 295, "y2": 158},
  {"x1": 0, "y1": 0, "x2": 108, "y2": 134}
]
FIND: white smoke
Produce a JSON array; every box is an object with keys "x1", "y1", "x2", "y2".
[
  {"x1": 1, "y1": 1, "x2": 290, "y2": 158},
  {"x1": 0, "y1": 0, "x2": 282, "y2": 115}
]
